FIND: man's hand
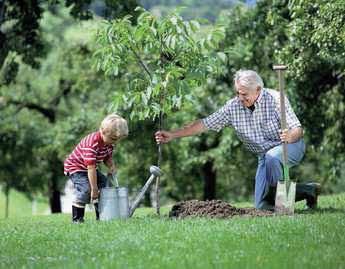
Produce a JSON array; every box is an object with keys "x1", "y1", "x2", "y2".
[
  {"x1": 155, "y1": 130, "x2": 174, "y2": 144},
  {"x1": 280, "y1": 127, "x2": 303, "y2": 143},
  {"x1": 280, "y1": 128, "x2": 291, "y2": 143},
  {"x1": 154, "y1": 120, "x2": 207, "y2": 144}
]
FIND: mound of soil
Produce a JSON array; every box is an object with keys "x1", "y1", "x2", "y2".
[{"x1": 169, "y1": 200, "x2": 273, "y2": 219}]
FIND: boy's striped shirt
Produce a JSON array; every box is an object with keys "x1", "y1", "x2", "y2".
[{"x1": 64, "y1": 131, "x2": 113, "y2": 175}]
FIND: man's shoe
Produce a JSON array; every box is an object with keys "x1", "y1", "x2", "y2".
[
  {"x1": 305, "y1": 183, "x2": 321, "y2": 209},
  {"x1": 257, "y1": 200, "x2": 275, "y2": 211}
]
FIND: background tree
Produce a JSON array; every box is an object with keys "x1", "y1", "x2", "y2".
[
  {"x1": 0, "y1": 4, "x2": 133, "y2": 213},
  {"x1": 278, "y1": 0, "x2": 345, "y2": 192},
  {"x1": 1, "y1": 0, "x2": 344, "y2": 216},
  {"x1": 0, "y1": 0, "x2": 139, "y2": 83},
  {"x1": 211, "y1": 0, "x2": 345, "y2": 197},
  {"x1": 0, "y1": 109, "x2": 46, "y2": 217},
  {"x1": 140, "y1": 0, "x2": 242, "y2": 22},
  {"x1": 144, "y1": 0, "x2": 345, "y2": 202}
]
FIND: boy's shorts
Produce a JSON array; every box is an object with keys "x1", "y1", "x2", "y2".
[{"x1": 69, "y1": 170, "x2": 107, "y2": 205}]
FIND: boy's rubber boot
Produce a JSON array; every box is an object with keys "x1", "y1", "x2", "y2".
[
  {"x1": 72, "y1": 205, "x2": 85, "y2": 223},
  {"x1": 94, "y1": 203, "x2": 100, "y2": 220}
]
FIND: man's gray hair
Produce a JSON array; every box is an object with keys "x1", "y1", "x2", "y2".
[{"x1": 234, "y1": 70, "x2": 264, "y2": 91}]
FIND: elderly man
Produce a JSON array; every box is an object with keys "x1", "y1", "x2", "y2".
[{"x1": 155, "y1": 70, "x2": 320, "y2": 210}]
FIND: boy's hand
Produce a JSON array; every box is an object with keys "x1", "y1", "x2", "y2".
[
  {"x1": 91, "y1": 187, "x2": 99, "y2": 201},
  {"x1": 105, "y1": 158, "x2": 116, "y2": 175},
  {"x1": 107, "y1": 166, "x2": 116, "y2": 176},
  {"x1": 87, "y1": 164, "x2": 98, "y2": 201}
]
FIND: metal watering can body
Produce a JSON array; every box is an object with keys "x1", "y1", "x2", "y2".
[
  {"x1": 99, "y1": 166, "x2": 162, "y2": 221},
  {"x1": 99, "y1": 187, "x2": 130, "y2": 220}
]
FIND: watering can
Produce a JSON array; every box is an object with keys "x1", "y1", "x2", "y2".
[{"x1": 98, "y1": 165, "x2": 162, "y2": 220}]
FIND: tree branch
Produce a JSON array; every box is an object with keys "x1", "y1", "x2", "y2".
[
  {"x1": 0, "y1": 0, "x2": 5, "y2": 25},
  {"x1": 3, "y1": 79, "x2": 73, "y2": 122},
  {"x1": 129, "y1": 44, "x2": 153, "y2": 81},
  {"x1": 8, "y1": 99, "x2": 56, "y2": 123},
  {"x1": 49, "y1": 79, "x2": 72, "y2": 107}
]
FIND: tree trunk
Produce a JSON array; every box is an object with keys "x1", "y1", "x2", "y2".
[
  {"x1": 197, "y1": 134, "x2": 219, "y2": 201},
  {"x1": 5, "y1": 183, "x2": 9, "y2": 218},
  {"x1": 49, "y1": 158, "x2": 62, "y2": 214},
  {"x1": 202, "y1": 160, "x2": 216, "y2": 200},
  {"x1": 49, "y1": 177, "x2": 62, "y2": 213},
  {"x1": 48, "y1": 154, "x2": 63, "y2": 213}
]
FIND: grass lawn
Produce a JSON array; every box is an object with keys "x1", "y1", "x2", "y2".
[
  {"x1": 0, "y1": 188, "x2": 49, "y2": 218},
  {"x1": 0, "y1": 193, "x2": 345, "y2": 269}
]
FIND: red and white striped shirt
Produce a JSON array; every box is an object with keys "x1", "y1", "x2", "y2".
[{"x1": 64, "y1": 131, "x2": 113, "y2": 175}]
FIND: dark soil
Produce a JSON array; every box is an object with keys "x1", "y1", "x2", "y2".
[{"x1": 169, "y1": 200, "x2": 273, "y2": 219}]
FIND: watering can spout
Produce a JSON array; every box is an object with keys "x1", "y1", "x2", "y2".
[
  {"x1": 129, "y1": 166, "x2": 162, "y2": 217},
  {"x1": 149, "y1": 166, "x2": 162, "y2": 177}
]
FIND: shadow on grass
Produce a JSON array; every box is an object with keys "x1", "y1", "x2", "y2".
[{"x1": 295, "y1": 207, "x2": 345, "y2": 215}]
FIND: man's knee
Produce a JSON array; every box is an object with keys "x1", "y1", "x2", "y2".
[{"x1": 265, "y1": 154, "x2": 281, "y2": 169}]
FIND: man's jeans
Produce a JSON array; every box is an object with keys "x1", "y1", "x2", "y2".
[{"x1": 255, "y1": 139, "x2": 305, "y2": 209}]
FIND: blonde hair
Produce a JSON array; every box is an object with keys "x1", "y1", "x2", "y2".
[{"x1": 100, "y1": 114, "x2": 128, "y2": 138}]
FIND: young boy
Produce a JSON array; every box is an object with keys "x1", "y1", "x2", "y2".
[{"x1": 64, "y1": 114, "x2": 128, "y2": 223}]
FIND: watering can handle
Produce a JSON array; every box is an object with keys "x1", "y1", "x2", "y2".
[{"x1": 108, "y1": 173, "x2": 119, "y2": 188}]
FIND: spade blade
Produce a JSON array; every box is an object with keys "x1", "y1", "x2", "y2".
[{"x1": 275, "y1": 180, "x2": 296, "y2": 215}]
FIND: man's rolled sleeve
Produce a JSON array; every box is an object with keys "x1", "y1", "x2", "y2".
[
  {"x1": 202, "y1": 102, "x2": 232, "y2": 132},
  {"x1": 285, "y1": 98, "x2": 302, "y2": 129}
]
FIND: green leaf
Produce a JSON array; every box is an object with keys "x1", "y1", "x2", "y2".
[
  {"x1": 152, "y1": 74, "x2": 159, "y2": 85},
  {"x1": 146, "y1": 86, "x2": 152, "y2": 100},
  {"x1": 151, "y1": 102, "x2": 161, "y2": 115},
  {"x1": 134, "y1": 6, "x2": 145, "y2": 12},
  {"x1": 141, "y1": 92, "x2": 148, "y2": 105},
  {"x1": 217, "y1": 52, "x2": 227, "y2": 63},
  {"x1": 190, "y1": 20, "x2": 200, "y2": 32},
  {"x1": 150, "y1": 26, "x2": 157, "y2": 37},
  {"x1": 113, "y1": 66, "x2": 119, "y2": 76},
  {"x1": 170, "y1": 16, "x2": 178, "y2": 25}
]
